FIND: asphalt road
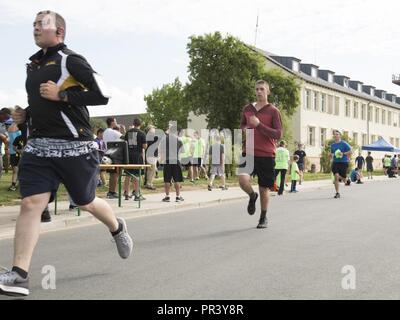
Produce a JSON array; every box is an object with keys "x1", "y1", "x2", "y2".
[{"x1": 1, "y1": 178, "x2": 400, "y2": 300}]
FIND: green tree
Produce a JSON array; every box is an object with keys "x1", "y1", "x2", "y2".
[
  {"x1": 186, "y1": 32, "x2": 264, "y2": 131},
  {"x1": 186, "y1": 32, "x2": 300, "y2": 131},
  {"x1": 144, "y1": 78, "x2": 190, "y2": 131},
  {"x1": 261, "y1": 68, "x2": 300, "y2": 117},
  {"x1": 90, "y1": 118, "x2": 107, "y2": 134},
  {"x1": 320, "y1": 132, "x2": 359, "y2": 173}
]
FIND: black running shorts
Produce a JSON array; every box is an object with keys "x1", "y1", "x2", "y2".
[
  {"x1": 332, "y1": 162, "x2": 349, "y2": 178},
  {"x1": 163, "y1": 164, "x2": 183, "y2": 183},
  {"x1": 18, "y1": 151, "x2": 100, "y2": 206},
  {"x1": 238, "y1": 156, "x2": 275, "y2": 188}
]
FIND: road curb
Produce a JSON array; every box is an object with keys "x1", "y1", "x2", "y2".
[{"x1": 0, "y1": 176, "x2": 388, "y2": 241}]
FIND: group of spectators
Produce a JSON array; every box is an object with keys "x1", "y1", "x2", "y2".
[
  {"x1": 98, "y1": 117, "x2": 226, "y2": 203},
  {"x1": 1, "y1": 111, "x2": 398, "y2": 202}
]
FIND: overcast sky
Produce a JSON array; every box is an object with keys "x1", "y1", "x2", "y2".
[{"x1": 1, "y1": 0, "x2": 399, "y2": 117}]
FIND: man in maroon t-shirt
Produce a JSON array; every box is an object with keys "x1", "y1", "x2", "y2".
[{"x1": 238, "y1": 80, "x2": 282, "y2": 229}]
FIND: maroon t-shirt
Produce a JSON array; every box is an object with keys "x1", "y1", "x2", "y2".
[{"x1": 240, "y1": 103, "x2": 282, "y2": 157}]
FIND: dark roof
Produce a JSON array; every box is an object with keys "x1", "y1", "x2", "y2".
[{"x1": 255, "y1": 48, "x2": 400, "y2": 110}]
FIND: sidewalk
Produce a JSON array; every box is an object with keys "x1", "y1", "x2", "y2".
[{"x1": 0, "y1": 176, "x2": 388, "y2": 240}]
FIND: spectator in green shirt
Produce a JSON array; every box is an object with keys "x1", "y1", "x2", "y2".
[
  {"x1": 274, "y1": 140, "x2": 290, "y2": 195},
  {"x1": 192, "y1": 131, "x2": 208, "y2": 180},
  {"x1": 290, "y1": 155, "x2": 300, "y2": 193}
]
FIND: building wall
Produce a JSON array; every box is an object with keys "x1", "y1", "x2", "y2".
[
  {"x1": 295, "y1": 82, "x2": 400, "y2": 171},
  {"x1": 186, "y1": 60, "x2": 400, "y2": 172}
]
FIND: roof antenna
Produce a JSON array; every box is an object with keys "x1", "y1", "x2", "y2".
[{"x1": 254, "y1": 9, "x2": 260, "y2": 47}]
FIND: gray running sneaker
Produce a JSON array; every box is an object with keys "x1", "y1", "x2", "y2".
[
  {"x1": 113, "y1": 218, "x2": 133, "y2": 259},
  {"x1": 0, "y1": 270, "x2": 30, "y2": 296}
]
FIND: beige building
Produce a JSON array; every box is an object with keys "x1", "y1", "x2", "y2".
[
  {"x1": 262, "y1": 51, "x2": 400, "y2": 171},
  {"x1": 189, "y1": 49, "x2": 400, "y2": 171}
]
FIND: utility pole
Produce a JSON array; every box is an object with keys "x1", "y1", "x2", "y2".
[{"x1": 254, "y1": 10, "x2": 259, "y2": 47}]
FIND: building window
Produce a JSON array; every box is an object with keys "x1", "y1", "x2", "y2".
[
  {"x1": 308, "y1": 127, "x2": 316, "y2": 146},
  {"x1": 353, "y1": 132, "x2": 358, "y2": 145},
  {"x1": 390, "y1": 137, "x2": 395, "y2": 146},
  {"x1": 334, "y1": 97, "x2": 340, "y2": 115},
  {"x1": 305, "y1": 89, "x2": 311, "y2": 109},
  {"x1": 328, "y1": 95, "x2": 333, "y2": 114},
  {"x1": 388, "y1": 111, "x2": 392, "y2": 126},
  {"x1": 343, "y1": 130, "x2": 349, "y2": 138},
  {"x1": 345, "y1": 100, "x2": 351, "y2": 117},
  {"x1": 382, "y1": 110, "x2": 386, "y2": 125},
  {"x1": 361, "y1": 104, "x2": 366, "y2": 120},
  {"x1": 321, "y1": 94, "x2": 326, "y2": 113},
  {"x1": 292, "y1": 61, "x2": 300, "y2": 72},
  {"x1": 353, "y1": 102, "x2": 359, "y2": 119},
  {"x1": 371, "y1": 135, "x2": 376, "y2": 143},
  {"x1": 368, "y1": 105, "x2": 373, "y2": 121},
  {"x1": 394, "y1": 113, "x2": 398, "y2": 127},
  {"x1": 362, "y1": 134, "x2": 368, "y2": 146},
  {"x1": 320, "y1": 128, "x2": 326, "y2": 147},
  {"x1": 396, "y1": 138, "x2": 400, "y2": 148},
  {"x1": 375, "y1": 108, "x2": 380, "y2": 123},
  {"x1": 313, "y1": 91, "x2": 318, "y2": 111}
]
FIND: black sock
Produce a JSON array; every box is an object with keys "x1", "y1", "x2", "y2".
[
  {"x1": 249, "y1": 192, "x2": 257, "y2": 200},
  {"x1": 12, "y1": 266, "x2": 28, "y2": 279},
  {"x1": 111, "y1": 221, "x2": 123, "y2": 236}
]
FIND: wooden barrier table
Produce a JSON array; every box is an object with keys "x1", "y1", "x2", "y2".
[{"x1": 99, "y1": 164, "x2": 151, "y2": 208}]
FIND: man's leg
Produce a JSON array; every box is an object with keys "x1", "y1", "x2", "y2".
[
  {"x1": 278, "y1": 169, "x2": 287, "y2": 195},
  {"x1": 146, "y1": 163, "x2": 155, "y2": 187},
  {"x1": 13, "y1": 193, "x2": 51, "y2": 272},
  {"x1": 209, "y1": 174, "x2": 216, "y2": 187},
  {"x1": 79, "y1": 197, "x2": 132, "y2": 260},
  {"x1": 259, "y1": 186, "x2": 269, "y2": 212},
  {"x1": 174, "y1": 183, "x2": 180, "y2": 197},
  {"x1": 12, "y1": 165, "x2": 18, "y2": 185},
  {"x1": 193, "y1": 166, "x2": 199, "y2": 180},
  {"x1": 239, "y1": 174, "x2": 254, "y2": 195},
  {"x1": 164, "y1": 183, "x2": 170, "y2": 196},
  {"x1": 133, "y1": 177, "x2": 139, "y2": 196},
  {"x1": 221, "y1": 173, "x2": 226, "y2": 187},
  {"x1": 109, "y1": 172, "x2": 118, "y2": 193},
  {"x1": 123, "y1": 176, "x2": 131, "y2": 195},
  {"x1": 100, "y1": 171, "x2": 107, "y2": 186},
  {"x1": 79, "y1": 197, "x2": 119, "y2": 232},
  {"x1": 188, "y1": 165, "x2": 193, "y2": 181},
  {"x1": 239, "y1": 174, "x2": 258, "y2": 215},
  {"x1": 256, "y1": 186, "x2": 269, "y2": 229},
  {"x1": 334, "y1": 173, "x2": 340, "y2": 193}
]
